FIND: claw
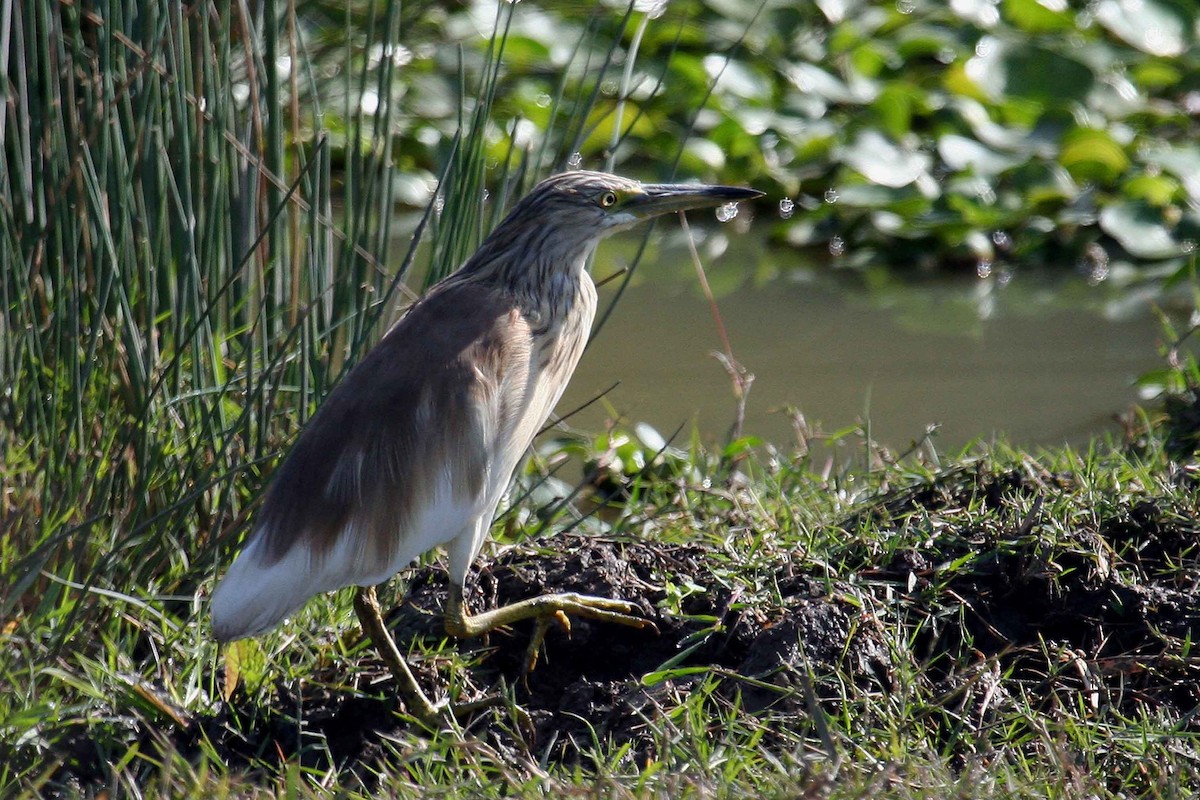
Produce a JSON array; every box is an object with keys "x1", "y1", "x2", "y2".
[{"x1": 525, "y1": 614, "x2": 555, "y2": 672}]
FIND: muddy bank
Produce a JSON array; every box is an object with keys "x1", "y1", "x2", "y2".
[{"x1": 42, "y1": 464, "x2": 1200, "y2": 789}]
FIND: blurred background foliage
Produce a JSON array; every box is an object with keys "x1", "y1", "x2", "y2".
[{"x1": 298, "y1": 0, "x2": 1200, "y2": 275}]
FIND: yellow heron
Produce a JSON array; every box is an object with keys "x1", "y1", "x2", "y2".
[{"x1": 211, "y1": 170, "x2": 762, "y2": 725}]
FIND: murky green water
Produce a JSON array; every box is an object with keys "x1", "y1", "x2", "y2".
[{"x1": 555, "y1": 225, "x2": 1167, "y2": 452}]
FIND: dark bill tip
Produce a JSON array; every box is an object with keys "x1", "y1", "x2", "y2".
[{"x1": 629, "y1": 182, "x2": 765, "y2": 218}]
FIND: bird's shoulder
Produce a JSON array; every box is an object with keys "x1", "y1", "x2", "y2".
[{"x1": 360, "y1": 280, "x2": 531, "y2": 380}]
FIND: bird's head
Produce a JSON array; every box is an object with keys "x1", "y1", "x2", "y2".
[
  {"x1": 512, "y1": 170, "x2": 764, "y2": 242},
  {"x1": 459, "y1": 170, "x2": 763, "y2": 296}
]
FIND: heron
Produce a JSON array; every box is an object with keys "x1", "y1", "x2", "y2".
[{"x1": 211, "y1": 170, "x2": 762, "y2": 725}]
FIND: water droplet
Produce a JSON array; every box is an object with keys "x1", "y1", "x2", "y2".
[
  {"x1": 536, "y1": 92, "x2": 552, "y2": 108},
  {"x1": 434, "y1": 195, "x2": 445, "y2": 216},
  {"x1": 976, "y1": 259, "x2": 993, "y2": 279},
  {"x1": 635, "y1": 0, "x2": 668, "y2": 17},
  {"x1": 996, "y1": 267, "x2": 1014, "y2": 288},
  {"x1": 991, "y1": 230, "x2": 1012, "y2": 250},
  {"x1": 1078, "y1": 241, "x2": 1110, "y2": 285},
  {"x1": 567, "y1": 152, "x2": 583, "y2": 170},
  {"x1": 600, "y1": 79, "x2": 619, "y2": 97},
  {"x1": 823, "y1": 188, "x2": 839, "y2": 204},
  {"x1": 1182, "y1": 240, "x2": 1196, "y2": 254},
  {"x1": 778, "y1": 198, "x2": 796, "y2": 220},
  {"x1": 937, "y1": 48, "x2": 956, "y2": 65},
  {"x1": 481, "y1": 189, "x2": 490, "y2": 202},
  {"x1": 829, "y1": 235, "x2": 845, "y2": 257},
  {"x1": 975, "y1": 40, "x2": 992, "y2": 57},
  {"x1": 715, "y1": 202, "x2": 740, "y2": 223},
  {"x1": 895, "y1": 0, "x2": 915, "y2": 13}
]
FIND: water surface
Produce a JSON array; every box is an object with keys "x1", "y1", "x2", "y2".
[{"x1": 556, "y1": 228, "x2": 1165, "y2": 452}]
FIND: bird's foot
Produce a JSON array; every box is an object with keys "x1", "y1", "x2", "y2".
[
  {"x1": 516, "y1": 592, "x2": 657, "y2": 672},
  {"x1": 354, "y1": 585, "x2": 535, "y2": 737},
  {"x1": 446, "y1": 587, "x2": 656, "y2": 674}
]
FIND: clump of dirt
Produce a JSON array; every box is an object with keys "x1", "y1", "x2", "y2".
[
  {"x1": 858, "y1": 468, "x2": 1200, "y2": 726},
  {"x1": 75, "y1": 536, "x2": 893, "y2": 785},
  {"x1": 376, "y1": 537, "x2": 895, "y2": 759}
]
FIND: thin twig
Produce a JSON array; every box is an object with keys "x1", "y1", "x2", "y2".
[{"x1": 678, "y1": 212, "x2": 754, "y2": 446}]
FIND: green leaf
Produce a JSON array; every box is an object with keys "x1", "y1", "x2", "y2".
[
  {"x1": 1140, "y1": 144, "x2": 1200, "y2": 203},
  {"x1": 1099, "y1": 200, "x2": 1183, "y2": 259},
  {"x1": 1059, "y1": 128, "x2": 1130, "y2": 185},
  {"x1": 840, "y1": 130, "x2": 932, "y2": 188},
  {"x1": 938, "y1": 134, "x2": 1022, "y2": 176},
  {"x1": 1123, "y1": 174, "x2": 1180, "y2": 206},
  {"x1": 1003, "y1": 0, "x2": 1074, "y2": 32},
  {"x1": 723, "y1": 436, "x2": 763, "y2": 459},
  {"x1": 966, "y1": 37, "x2": 1095, "y2": 106},
  {"x1": 1094, "y1": 0, "x2": 1194, "y2": 57},
  {"x1": 1133, "y1": 60, "x2": 1183, "y2": 90},
  {"x1": 641, "y1": 665, "x2": 712, "y2": 686},
  {"x1": 873, "y1": 83, "x2": 917, "y2": 140}
]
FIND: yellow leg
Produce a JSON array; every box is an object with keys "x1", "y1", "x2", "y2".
[
  {"x1": 354, "y1": 585, "x2": 519, "y2": 730},
  {"x1": 443, "y1": 584, "x2": 654, "y2": 671},
  {"x1": 353, "y1": 585, "x2": 448, "y2": 727}
]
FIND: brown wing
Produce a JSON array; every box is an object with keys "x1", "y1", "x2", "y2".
[{"x1": 211, "y1": 280, "x2": 529, "y2": 640}]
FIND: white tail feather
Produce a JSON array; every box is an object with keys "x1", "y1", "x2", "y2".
[
  {"x1": 211, "y1": 487, "x2": 486, "y2": 642},
  {"x1": 211, "y1": 530, "x2": 389, "y2": 642}
]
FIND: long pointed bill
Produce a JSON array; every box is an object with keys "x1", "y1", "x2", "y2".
[{"x1": 626, "y1": 183, "x2": 765, "y2": 220}]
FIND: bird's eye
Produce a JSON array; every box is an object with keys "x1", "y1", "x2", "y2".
[{"x1": 598, "y1": 191, "x2": 618, "y2": 208}]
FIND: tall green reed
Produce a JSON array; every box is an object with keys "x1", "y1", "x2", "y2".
[
  {"x1": 0, "y1": 0, "x2": 747, "y2": 650},
  {"x1": 0, "y1": 0, "x2": 428, "y2": 642}
]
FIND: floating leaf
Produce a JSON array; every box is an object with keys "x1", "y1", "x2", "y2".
[
  {"x1": 1094, "y1": 0, "x2": 1192, "y2": 57},
  {"x1": 1099, "y1": 200, "x2": 1183, "y2": 259},
  {"x1": 938, "y1": 134, "x2": 1022, "y2": 176},
  {"x1": 1059, "y1": 128, "x2": 1130, "y2": 184},
  {"x1": 840, "y1": 130, "x2": 932, "y2": 188}
]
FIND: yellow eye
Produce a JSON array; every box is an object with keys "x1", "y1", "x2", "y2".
[{"x1": 599, "y1": 191, "x2": 618, "y2": 208}]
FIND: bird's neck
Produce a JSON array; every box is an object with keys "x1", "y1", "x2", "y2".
[{"x1": 461, "y1": 239, "x2": 598, "y2": 326}]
